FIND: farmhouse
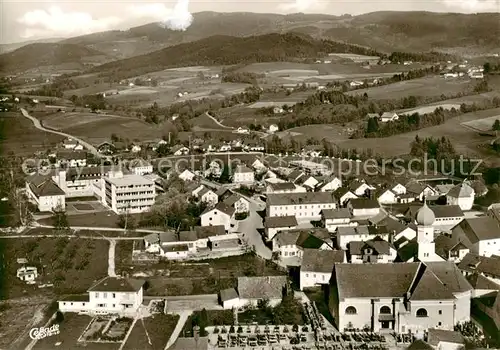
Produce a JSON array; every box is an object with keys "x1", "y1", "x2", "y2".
[
  {"x1": 129, "y1": 159, "x2": 153, "y2": 176},
  {"x1": 223, "y1": 193, "x2": 250, "y2": 214},
  {"x1": 317, "y1": 175, "x2": 343, "y2": 192},
  {"x1": 451, "y1": 217, "x2": 500, "y2": 257},
  {"x1": 266, "y1": 182, "x2": 306, "y2": 194},
  {"x1": 374, "y1": 188, "x2": 398, "y2": 204},
  {"x1": 446, "y1": 181, "x2": 475, "y2": 211},
  {"x1": 178, "y1": 169, "x2": 196, "y2": 182},
  {"x1": 337, "y1": 225, "x2": 390, "y2": 250},
  {"x1": 55, "y1": 150, "x2": 87, "y2": 167},
  {"x1": 347, "y1": 198, "x2": 380, "y2": 217},
  {"x1": 62, "y1": 138, "x2": 84, "y2": 150},
  {"x1": 335, "y1": 187, "x2": 358, "y2": 206},
  {"x1": 348, "y1": 237, "x2": 397, "y2": 264},
  {"x1": 237, "y1": 276, "x2": 287, "y2": 307},
  {"x1": 58, "y1": 277, "x2": 145, "y2": 315},
  {"x1": 321, "y1": 208, "x2": 356, "y2": 232},
  {"x1": 272, "y1": 228, "x2": 333, "y2": 264},
  {"x1": 299, "y1": 249, "x2": 345, "y2": 290},
  {"x1": 457, "y1": 253, "x2": 500, "y2": 285},
  {"x1": 25, "y1": 174, "x2": 65, "y2": 212},
  {"x1": 232, "y1": 165, "x2": 254, "y2": 184},
  {"x1": 329, "y1": 262, "x2": 472, "y2": 334},
  {"x1": 196, "y1": 187, "x2": 218, "y2": 206},
  {"x1": 103, "y1": 174, "x2": 156, "y2": 214}
]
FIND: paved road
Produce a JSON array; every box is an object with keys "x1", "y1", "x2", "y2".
[
  {"x1": 108, "y1": 239, "x2": 117, "y2": 277},
  {"x1": 235, "y1": 198, "x2": 272, "y2": 260},
  {"x1": 165, "y1": 311, "x2": 192, "y2": 350},
  {"x1": 20, "y1": 108, "x2": 100, "y2": 156}
]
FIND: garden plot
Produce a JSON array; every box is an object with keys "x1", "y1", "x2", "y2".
[{"x1": 79, "y1": 316, "x2": 133, "y2": 343}]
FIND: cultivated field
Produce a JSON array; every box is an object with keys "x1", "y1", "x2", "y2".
[
  {"x1": 217, "y1": 105, "x2": 283, "y2": 128},
  {"x1": 337, "y1": 107, "x2": 500, "y2": 161},
  {"x1": 248, "y1": 101, "x2": 299, "y2": 108},
  {"x1": 0, "y1": 112, "x2": 65, "y2": 156},
  {"x1": 347, "y1": 76, "x2": 476, "y2": 99},
  {"x1": 38, "y1": 111, "x2": 165, "y2": 144},
  {"x1": 462, "y1": 115, "x2": 500, "y2": 132},
  {"x1": 399, "y1": 104, "x2": 462, "y2": 115},
  {"x1": 274, "y1": 124, "x2": 352, "y2": 143}
]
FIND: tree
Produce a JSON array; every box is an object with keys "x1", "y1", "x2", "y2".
[
  {"x1": 484, "y1": 62, "x2": 491, "y2": 74},
  {"x1": 366, "y1": 117, "x2": 379, "y2": 133},
  {"x1": 493, "y1": 119, "x2": 500, "y2": 131},
  {"x1": 117, "y1": 211, "x2": 137, "y2": 230},
  {"x1": 52, "y1": 205, "x2": 69, "y2": 231}
]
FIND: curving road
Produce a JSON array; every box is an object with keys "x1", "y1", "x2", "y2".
[{"x1": 20, "y1": 108, "x2": 100, "y2": 157}]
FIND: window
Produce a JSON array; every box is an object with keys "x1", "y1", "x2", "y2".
[
  {"x1": 438, "y1": 322, "x2": 442, "y2": 326},
  {"x1": 306, "y1": 273, "x2": 309, "y2": 277},
  {"x1": 103, "y1": 293, "x2": 107, "y2": 298},
  {"x1": 113, "y1": 304, "x2": 116, "y2": 307},
  {"x1": 82, "y1": 303, "x2": 85, "y2": 306},
  {"x1": 380, "y1": 306, "x2": 391, "y2": 314},
  {"x1": 416, "y1": 308, "x2": 428, "y2": 317},
  {"x1": 95, "y1": 293, "x2": 99, "y2": 298},
  {"x1": 345, "y1": 306, "x2": 357, "y2": 315},
  {"x1": 438, "y1": 310, "x2": 442, "y2": 315}
]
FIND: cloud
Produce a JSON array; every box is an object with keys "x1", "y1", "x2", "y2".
[
  {"x1": 128, "y1": 3, "x2": 174, "y2": 21},
  {"x1": 159, "y1": 0, "x2": 193, "y2": 31},
  {"x1": 17, "y1": 7, "x2": 121, "y2": 39},
  {"x1": 442, "y1": 0, "x2": 499, "y2": 12},
  {"x1": 279, "y1": 0, "x2": 322, "y2": 12}
]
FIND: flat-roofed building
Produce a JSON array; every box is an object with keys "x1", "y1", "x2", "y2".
[{"x1": 103, "y1": 174, "x2": 155, "y2": 214}]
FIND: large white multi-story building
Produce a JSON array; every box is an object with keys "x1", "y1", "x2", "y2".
[
  {"x1": 52, "y1": 166, "x2": 123, "y2": 198},
  {"x1": 329, "y1": 262, "x2": 472, "y2": 335},
  {"x1": 266, "y1": 192, "x2": 337, "y2": 221},
  {"x1": 103, "y1": 174, "x2": 155, "y2": 214}
]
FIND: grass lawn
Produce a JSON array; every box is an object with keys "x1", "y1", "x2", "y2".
[
  {"x1": 38, "y1": 211, "x2": 120, "y2": 228},
  {"x1": 33, "y1": 313, "x2": 120, "y2": 350},
  {"x1": 0, "y1": 112, "x2": 65, "y2": 156},
  {"x1": 239, "y1": 295, "x2": 306, "y2": 326},
  {"x1": 115, "y1": 240, "x2": 136, "y2": 271},
  {"x1": 0, "y1": 237, "x2": 109, "y2": 298},
  {"x1": 73, "y1": 203, "x2": 95, "y2": 211},
  {"x1": 122, "y1": 313, "x2": 179, "y2": 350},
  {"x1": 182, "y1": 310, "x2": 234, "y2": 337}
]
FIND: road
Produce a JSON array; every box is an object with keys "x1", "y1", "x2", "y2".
[
  {"x1": 205, "y1": 111, "x2": 234, "y2": 129},
  {"x1": 20, "y1": 108, "x2": 100, "y2": 157},
  {"x1": 108, "y1": 239, "x2": 117, "y2": 277}
]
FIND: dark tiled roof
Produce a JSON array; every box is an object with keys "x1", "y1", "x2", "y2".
[
  {"x1": 267, "y1": 192, "x2": 335, "y2": 206},
  {"x1": 237, "y1": 276, "x2": 287, "y2": 300},
  {"x1": 264, "y1": 216, "x2": 298, "y2": 228},
  {"x1": 88, "y1": 277, "x2": 145, "y2": 292},
  {"x1": 194, "y1": 225, "x2": 226, "y2": 239},
  {"x1": 348, "y1": 198, "x2": 379, "y2": 210},
  {"x1": 29, "y1": 178, "x2": 65, "y2": 197},
  {"x1": 301, "y1": 249, "x2": 344, "y2": 272},
  {"x1": 220, "y1": 288, "x2": 239, "y2": 302},
  {"x1": 457, "y1": 253, "x2": 500, "y2": 278},
  {"x1": 396, "y1": 239, "x2": 418, "y2": 262},
  {"x1": 178, "y1": 230, "x2": 198, "y2": 242},
  {"x1": 455, "y1": 217, "x2": 500, "y2": 244},
  {"x1": 406, "y1": 340, "x2": 433, "y2": 350},
  {"x1": 447, "y1": 182, "x2": 474, "y2": 198},
  {"x1": 223, "y1": 193, "x2": 247, "y2": 207},
  {"x1": 57, "y1": 150, "x2": 87, "y2": 160},
  {"x1": 321, "y1": 208, "x2": 351, "y2": 220},
  {"x1": 427, "y1": 329, "x2": 464, "y2": 346},
  {"x1": 349, "y1": 238, "x2": 391, "y2": 256},
  {"x1": 202, "y1": 202, "x2": 235, "y2": 217},
  {"x1": 268, "y1": 182, "x2": 296, "y2": 191}
]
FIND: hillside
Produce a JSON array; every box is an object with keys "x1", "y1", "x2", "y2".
[
  {"x1": 0, "y1": 43, "x2": 106, "y2": 73},
  {"x1": 60, "y1": 11, "x2": 500, "y2": 59},
  {"x1": 92, "y1": 32, "x2": 382, "y2": 79},
  {"x1": 0, "y1": 37, "x2": 63, "y2": 54}
]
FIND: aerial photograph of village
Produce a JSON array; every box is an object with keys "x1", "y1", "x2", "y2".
[{"x1": 0, "y1": 0, "x2": 499, "y2": 349}]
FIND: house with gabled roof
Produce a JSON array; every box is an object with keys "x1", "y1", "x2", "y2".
[
  {"x1": 196, "y1": 187, "x2": 218, "y2": 206},
  {"x1": 232, "y1": 165, "x2": 254, "y2": 184},
  {"x1": 266, "y1": 181, "x2": 306, "y2": 194},
  {"x1": 58, "y1": 277, "x2": 145, "y2": 315},
  {"x1": 317, "y1": 175, "x2": 342, "y2": 192},
  {"x1": 349, "y1": 180, "x2": 375, "y2": 196},
  {"x1": 451, "y1": 217, "x2": 500, "y2": 257},
  {"x1": 55, "y1": 150, "x2": 87, "y2": 167},
  {"x1": 25, "y1": 174, "x2": 65, "y2": 212},
  {"x1": 379, "y1": 112, "x2": 399, "y2": 123},
  {"x1": 446, "y1": 181, "x2": 475, "y2": 211},
  {"x1": 201, "y1": 202, "x2": 235, "y2": 231},
  {"x1": 427, "y1": 328, "x2": 465, "y2": 350},
  {"x1": 266, "y1": 192, "x2": 337, "y2": 221},
  {"x1": 321, "y1": 208, "x2": 356, "y2": 232},
  {"x1": 300, "y1": 248, "x2": 345, "y2": 290},
  {"x1": 237, "y1": 276, "x2": 288, "y2": 307},
  {"x1": 405, "y1": 180, "x2": 438, "y2": 201},
  {"x1": 272, "y1": 228, "x2": 333, "y2": 265},
  {"x1": 329, "y1": 262, "x2": 472, "y2": 334},
  {"x1": 347, "y1": 198, "x2": 380, "y2": 217},
  {"x1": 178, "y1": 168, "x2": 196, "y2": 182},
  {"x1": 223, "y1": 193, "x2": 250, "y2": 213},
  {"x1": 457, "y1": 253, "x2": 500, "y2": 285},
  {"x1": 334, "y1": 187, "x2": 358, "y2": 206},
  {"x1": 171, "y1": 144, "x2": 190, "y2": 156},
  {"x1": 434, "y1": 234, "x2": 470, "y2": 263},
  {"x1": 264, "y1": 215, "x2": 298, "y2": 240},
  {"x1": 348, "y1": 236, "x2": 397, "y2": 264},
  {"x1": 337, "y1": 225, "x2": 390, "y2": 250},
  {"x1": 374, "y1": 187, "x2": 398, "y2": 204}
]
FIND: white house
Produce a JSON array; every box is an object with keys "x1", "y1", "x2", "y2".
[
  {"x1": 196, "y1": 187, "x2": 218, "y2": 206},
  {"x1": 318, "y1": 175, "x2": 342, "y2": 192},
  {"x1": 26, "y1": 175, "x2": 66, "y2": 212},
  {"x1": 349, "y1": 181, "x2": 375, "y2": 197},
  {"x1": 446, "y1": 181, "x2": 475, "y2": 211},
  {"x1": 56, "y1": 150, "x2": 87, "y2": 168},
  {"x1": 62, "y1": 138, "x2": 84, "y2": 150},
  {"x1": 321, "y1": 208, "x2": 356, "y2": 233},
  {"x1": 427, "y1": 328, "x2": 465, "y2": 350},
  {"x1": 375, "y1": 188, "x2": 398, "y2": 204},
  {"x1": 457, "y1": 253, "x2": 500, "y2": 285},
  {"x1": 266, "y1": 182, "x2": 306, "y2": 194},
  {"x1": 266, "y1": 192, "x2": 337, "y2": 221},
  {"x1": 300, "y1": 248, "x2": 345, "y2": 290},
  {"x1": 329, "y1": 262, "x2": 472, "y2": 334},
  {"x1": 178, "y1": 169, "x2": 196, "y2": 182},
  {"x1": 347, "y1": 198, "x2": 380, "y2": 217},
  {"x1": 220, "y1": 288, "x2": 240, "y2": 309},
  {"x1": 272, "y1": 228, "x2": 333, "y2": 263},
  {"x1": 232, "y1": 165, "x2": 254, "y2": 184},
  {"x1": 130, "y1": 145, "x2": 142, "y2": 153},
  {"x1": 264, "y1": 215, "x2": 298, "y2": 240},
  {"x1": 17, "y1": 266, "x2": 38, "y2": 283},
  {"x1": 390, "y1": 183, "x2": 407, "y2": 195},
  {"x1": 406, "y1": 181, "x2": 438, "y2": 201},
  {"x1": 223, "y1": 193, "x2": 250, "y2": 214},
  {"x1": 236, "y1": 127, "x2": 250, "y2": 134},
  {"x1": 201, "y1": 202, "x2": 235, "y2": 231},
  {"x1": 348, "y1": 237, "x2": 397, "y2": 264},
  {"x1": 129, "y1": 159, "x2": 153, "y2": 176},
  {"x1": 103, "y1": 174, "x2": 156, "y2": 214},
  {"x1": 337, "y1": 225, "x2": 390, "y2": 250},
  {"x1": 335, "y1": 188, "x2": 358, "y2": 207},
  {"x1": 379, "y1": 112, "x2": 399, "y2": 123},
  {"x1": 452, "y1": 216, "x2": 500, "y2": 257},
  {"x1": 58, "y1": 277, "x2": 145, "y2": 315},
  {"x1": 405, "y1": 205, "x2": 464, "y2": 232}
]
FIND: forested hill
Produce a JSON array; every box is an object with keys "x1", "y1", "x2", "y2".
[{"x1": 92, "y1": 33, "x2": 383, "y2": 79}]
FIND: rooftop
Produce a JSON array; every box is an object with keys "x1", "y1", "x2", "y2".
[
  {"x1": 237, "y1": 276, "x2": 287, "y2": 300},
  {"x1": 301, "y1": 249, "x2": 345, "y2": 273},
  {"x1": 88, "y1": 277, "x2": 145, "y2": 293},
  {"x1": 264, "y1": 215, "x2": 298, "y2": 228},
  {"x1": 267, "y1": 192, "x2": 335, "y2": 206},
  {"x1": 348, "y1": 198, "x2": 379, "y2": 210},
  {"x1": 105, "y1": 174, "x2": 154, "y2": 187}
]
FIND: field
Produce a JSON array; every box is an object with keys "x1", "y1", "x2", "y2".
[
  {"x1": 0, "y1": 237, "x2": 109, "y2": 297},
  {"x1": 37, "y1": 211, "x2": 120, "y2": 228},
  {"x1": 462, "y1": 115, "x2": 500, "y2": 132},
  {"x1": 122, "y1": 313, "x2": 179, "y2": 350},
  {"x1": 273, "y1": 124, "x2": 352, "y2": 143},
  {"x1": 0, "y1": 112, "x2": 65, "y2": 156},
  {"x1": 36, "y1": 111, "x2": 165, "y2": 144},
  {"x1": 398, "y1": 104, "x2": 462, "y2": 115},
  {"x1": 347, "y1": 76, "x2": 476, "y2": 99},
  {"x1": 337, "y1": 107, "x2": 500, "y2": 161}
]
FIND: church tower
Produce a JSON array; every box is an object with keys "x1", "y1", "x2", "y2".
[{"x1": 415, "y1": 201, "x2": 436, "y2": 262}]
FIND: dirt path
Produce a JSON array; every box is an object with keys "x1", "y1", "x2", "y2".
[
  {"x1": 108, "y1": 239, "x2": 117, "y2": 277},
  {"x1": 164, "y1": 311, "x2": 191, "y2": 350}
]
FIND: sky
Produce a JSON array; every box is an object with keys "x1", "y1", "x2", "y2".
[{"x1": 1, "y1": 0, "x2": 499, "y2": 44}]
